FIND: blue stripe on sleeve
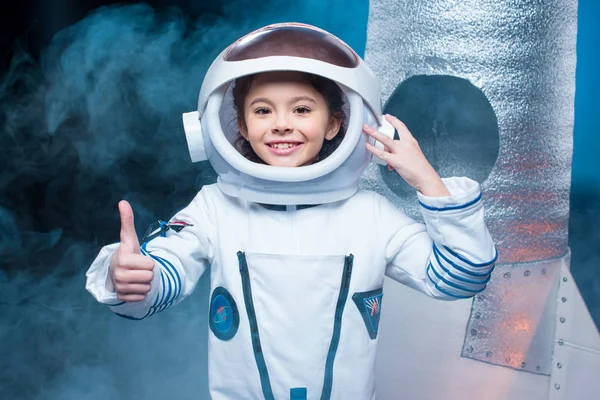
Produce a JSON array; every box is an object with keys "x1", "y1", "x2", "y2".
[
  {"x1": 426, "y1": 266, "x2": 474, "y2": 299},
  {"x1": 157, "y1": 258, "x2": 179, "y2": 304},
  {"x1": 157, "y1": 271, "x2": 166, "y2": 307},
  {"x1": 142, "y1": 246, "x2": 180, "y2": 303},
  {"x1": 115, "y1": 305, "x2": 154, "y2": 320},
  {"x1": 141, "y1": 244, "x2": 178, "y2": 305},
  {"x1": 419, "y1": 192, "x2": 482, "y2": 211},
  {"x1": 442, "y1": 244, "x2": 498, "y2": 267},
  {"x1": 149, "y1": 271, "x2": 167, "y2": 313},
  {"x1": 144, "y1": 274, "x2": 164, "y2": 318},
  {"x1": 153, "y1": 257, "x2": 174, "y2": 305},
  {"x1": 433, "y1": 246, "x2": 495, "y2": 279},
  {"x1": 156, "y1": 255, "x2": 182, "y2": 300},
  {"x1": 115, "y1": 312, "x2": 146, "y2": 320},
  {"x1": 433, "y1": 245, "x2": 494, "y2": 277},
  {"x1": 430, "y1": 253, "x2": 491, "y2": 286},
  {"x1": 152, "y1": 276, "x2": 161, "y2": 309},
  {"x1": 428, "y1": 263, "x2": 485, "y2": 294},
  {"x1": 138, "y1": 245, "x2": 162, "y2": 310},
  {"x1": 137, "y1": 239, "x2": 183, "y2": 315}
]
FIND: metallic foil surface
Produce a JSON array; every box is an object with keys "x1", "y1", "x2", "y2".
[
  {"x1": 362, "y1": 0, "x2": 578, "y2": 263},
  {"x1": 462, "y1": 254, "x2": 565, "y2": 374}
]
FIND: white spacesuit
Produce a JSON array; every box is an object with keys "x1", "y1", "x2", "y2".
[{"x1": 85, "y1": 23, "x2": 496, "y2": 400}]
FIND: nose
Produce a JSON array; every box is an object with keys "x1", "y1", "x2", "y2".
[{"x1": 272, "y1": 113, "x2": 293, "y2": 134}]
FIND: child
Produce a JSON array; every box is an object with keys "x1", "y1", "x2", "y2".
[{"x1": 86, "y1": 23, "x2": 496, "y2": 400}]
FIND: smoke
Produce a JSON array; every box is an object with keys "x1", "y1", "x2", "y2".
[{"x1": 0, "y1": 1, "x2": 368, "y2": 399}]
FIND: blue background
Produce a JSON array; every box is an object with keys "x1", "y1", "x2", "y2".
[{"x1": 569, "y1": 0, "x2": 600, "y2": 328}]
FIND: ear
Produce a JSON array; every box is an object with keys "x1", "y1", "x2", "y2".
[
  {"x1": 238, "y1": 118, "x2": 249, "y2": 140},
  {"x1": 325, "y1": 112, "x2": 342, "y2": 140}
]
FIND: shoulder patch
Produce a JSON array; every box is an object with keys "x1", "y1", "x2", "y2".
[{"x1": 352, "y1": 288, "x2": 384, "y2": 340}]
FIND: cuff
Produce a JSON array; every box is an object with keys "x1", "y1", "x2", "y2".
[
  {"x1": 85, "y1": 243, "x2": 122, "y2": 305},
  {"x1": 417, "y1": 177, "x2": 482, "y2": 212}
]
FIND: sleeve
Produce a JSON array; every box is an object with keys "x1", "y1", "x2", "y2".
[
  {"x1": 85, "y1": 188, "x2": 216, "y2": 319},
  {"x1": 382, "y1": 177, "x2": 497, "y2": 301}
]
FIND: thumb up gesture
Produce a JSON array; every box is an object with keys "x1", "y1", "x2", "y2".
[{"x1": 109, "y1": 200, "x2": 155, "y2": 302}]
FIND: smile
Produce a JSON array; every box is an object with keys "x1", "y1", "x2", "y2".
[{"x1": 266, "y1": 142, "x2": 303, "y2": 155}]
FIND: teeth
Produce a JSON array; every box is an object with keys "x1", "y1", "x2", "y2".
[{"x1": 272, "y1": 143, "x2": 295, "y2": 149}]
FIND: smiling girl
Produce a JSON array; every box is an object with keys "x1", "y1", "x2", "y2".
[
  {"x1": 86, "y1": 23, "x2": 496, "y2": 400},
  {"x1": 233, "y1": 71, "x2": 345, "y2": 167}
]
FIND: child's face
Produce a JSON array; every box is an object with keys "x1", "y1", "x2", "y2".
[{"x1": 239, "y1": 72, "x2": 341, "y2": 167}]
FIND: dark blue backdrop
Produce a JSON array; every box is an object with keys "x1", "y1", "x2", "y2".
[{"x1": 569, "y1": 0, "x2": 600, "y2": 329}]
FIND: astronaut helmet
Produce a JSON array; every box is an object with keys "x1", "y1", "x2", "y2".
[{"x1": 182, "y1": 22, "x2": 394, "y2": 205}]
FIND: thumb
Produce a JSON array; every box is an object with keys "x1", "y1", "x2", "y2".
[{"x1": 118, "y1": 200, "x2": 140, "y2": 254}]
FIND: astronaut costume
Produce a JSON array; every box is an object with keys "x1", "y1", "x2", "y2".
[{"x1": 86, "y1": 23, "x2": 497, "y2": 400}]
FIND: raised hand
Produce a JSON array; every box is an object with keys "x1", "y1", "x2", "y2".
[
  {"x1": 109, "y1": 200, "x2": 155, "y2": 302},
  {"x1": 364, "y1": 114, "x2": 450, "y2": 197}
]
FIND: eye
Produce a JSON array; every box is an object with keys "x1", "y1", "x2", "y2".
[
  {"x1": 253, "y1": 107, "x2": 271, "y2": 115},
  {"x1": 295, "y1": 106, "x2": 311, "y2": 114}
]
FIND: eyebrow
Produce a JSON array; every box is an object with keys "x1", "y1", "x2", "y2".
[
  {"x1": 248, "y1": 96, "x2": 317, "y2": 107},
  {"x1": 289, "y1": 96, "x2": 317, "y2": 105}
]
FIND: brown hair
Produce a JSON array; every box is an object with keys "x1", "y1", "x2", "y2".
[{"x1": 232, "y1": 72, "x2": 348, "y2": 164}]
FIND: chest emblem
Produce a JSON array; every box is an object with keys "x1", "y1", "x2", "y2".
[
  {"x1": 214, "y1": 304, "x2": 231, "y2": 325},
  {"x1": 209, "y1": 287, "x2": 239, "y2": 341},
  {"x1": 352, "y1": 288, "x2": 384, "y2": 340}
]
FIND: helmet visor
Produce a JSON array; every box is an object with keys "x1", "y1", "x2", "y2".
[{"x1": 224, "y1": 23, "x2": 359, "y2": 68}]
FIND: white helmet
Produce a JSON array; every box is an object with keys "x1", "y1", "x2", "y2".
[{"x1": 182, "y1": 22, "x2": 394, "y2": 205}]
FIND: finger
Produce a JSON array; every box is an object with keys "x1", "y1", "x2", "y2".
[
  {"x1": 115, "y1": 283, "x2": 152, "y2": 295},
  {"x1": 117, "y1": 294, "x2": 148, "y2": 303},
  {"x1": 366, "y1": 142, "x2": 389, "y2": 160},
  {"x1": 112, "y1": 269, "x2": 154, "y2": 285},
  {"x1": 384, "y1": 114, "x2": 415, "y2": 141},
  {"x1": 119, "y1": 253, "x2": 155, "y2": 271},
  {"x1": 383, "y1": 145, "x2": 394, "y2": 171},
  {"x1": 118, "y1": 200, "x2": 140, "y2": 254},
  {"x1": 363, "y1": 124, "x2": 396, "y2": 151}
]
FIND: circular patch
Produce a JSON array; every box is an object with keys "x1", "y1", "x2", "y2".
[{"x1": 209, "y1": 286, "x2": 239, "y2": 341}]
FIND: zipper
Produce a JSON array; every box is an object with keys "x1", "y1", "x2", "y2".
[
  {"x1": 237, "y1": 251, "x2": 275, "y2": 400},
  {"x1": 320, "y1": 254, "x2": 354, "y2": 400}
]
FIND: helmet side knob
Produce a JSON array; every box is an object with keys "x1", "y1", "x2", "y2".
[{"x1": 182, "y1": 111, "x2": 208, "y2": 162}]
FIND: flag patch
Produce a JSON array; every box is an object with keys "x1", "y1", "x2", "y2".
[
  {"x1": 352, "y1": 288, "x2": 384, "y2": 340},
  {"x1": 142, "y1": 219, "x2": 194, "y2": 243}
]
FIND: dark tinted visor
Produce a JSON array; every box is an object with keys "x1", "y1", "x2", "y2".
[{"x1": 224, "y1": 23, "x2": 359, "y2": 68}]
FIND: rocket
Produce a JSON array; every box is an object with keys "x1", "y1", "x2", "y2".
[{"x1": 361, "y1": 0, "x2": 600, "y2": 399}]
